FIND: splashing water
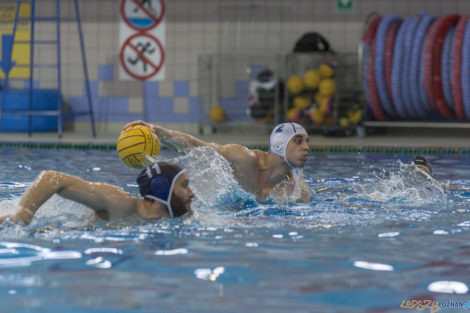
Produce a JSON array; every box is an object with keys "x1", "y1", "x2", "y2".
[
  {"x1": 352, "y1": 161, "x2": 446, "y2": 206},
  {"x1": 269, "y1": 169, "x2": 307, "y2": 204},
  {"x1": 309, "y1": 160, "x2": 450, "y2": 227},
  {"x1": 0, "y1": 150, "x2": 457, "y2": 232},
  {"x1": 168, "y1": 147, "x2": 311, "y2": 216},
  {"x1": 159, "y1": 147, "x2": 255, "y2": 226}
]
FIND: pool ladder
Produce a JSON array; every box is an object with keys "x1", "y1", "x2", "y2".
[{"x1": 0, "y1": 0, "x2": 96, "y2": 138}]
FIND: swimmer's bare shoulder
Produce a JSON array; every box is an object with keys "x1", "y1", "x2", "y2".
[{"x1": 216, "y1": 144, "x2": 260, "y2": 169}]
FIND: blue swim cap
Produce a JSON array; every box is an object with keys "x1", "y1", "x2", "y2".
[
  {"x1": 137, "y1": 162, "x2": 186, "y2": 218},
  {"x1": 269, "y1": 122, "x2": 307, "y2": 168}
]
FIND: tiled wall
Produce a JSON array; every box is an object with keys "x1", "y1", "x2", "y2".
[{"x1": 16, "y1": 0, "x2": 470, "y2": 132}]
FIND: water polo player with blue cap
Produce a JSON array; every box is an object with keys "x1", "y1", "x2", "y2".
[
  {"x1": 0, "y1": 161, "x2": 195, "y2": 225},
  {"x1": 137, "y1": 161, "x2": 194, "y2": 218},
  {"x1": 123, "y1": 120, "x2": 311, "y2": 202}
]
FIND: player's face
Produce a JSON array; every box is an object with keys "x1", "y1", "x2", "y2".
[
  {"x1": 285, "y1": 134, "x2": 309, "y2": 168},
  {"x1": 171, "y1": 173, "x2": 195, "y2": 216}
]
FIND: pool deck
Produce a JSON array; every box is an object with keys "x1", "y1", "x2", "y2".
[{"x1": 1, "y1": 128, "x2": 469, "y2": 150}]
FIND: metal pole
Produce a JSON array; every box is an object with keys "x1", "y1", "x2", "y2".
[
  {"x1": 73, "y1": 0, "x2": 96, "y2": 138},
  {"x1": 28, "y1": 0, "x2": 36, "y2": 136},
  {"x1": 56, "y1": 0, "x2": 62, "y2": 137},
  {"x1": 0, "y1": 0, "x2": 21, "y2": 133}
]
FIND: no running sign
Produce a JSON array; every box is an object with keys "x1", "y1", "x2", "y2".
[{"x1": 120, "y1": 33, "x2": 165, "y2": 80}]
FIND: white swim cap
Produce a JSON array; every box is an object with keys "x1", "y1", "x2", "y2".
[{"x1": 269, "y1": 122, "x2": 307, "y2": 168}]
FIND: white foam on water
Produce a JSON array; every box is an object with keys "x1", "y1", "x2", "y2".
[
  {"x1": 428, "y1": 281, "x2": 468, "y2": 294},
  {"x1": 353, "y1": 162, "x2": 447, "y2": 206}
]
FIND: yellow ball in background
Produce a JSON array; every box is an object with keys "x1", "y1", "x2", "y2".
[
  {"x1": 319, "y1": 78, "x2": 336, "y2": 96},
  {"x1": 209, "y1": 105, "x2": 226, "y2": 123},
  {"x1": 319, "y1": 63, "x2": 335, "y2": 78},
  {"x1": 117, "y1": 125, "x2": 160, "y2": 169},
  {"x1": 339, "y1": 117, "x2": 349, "y2": 127},
  {"x1": 303, "y1": 69, "x2": 321, "y2": 88},
  {"x1": 318, "y1": 97, "x2": 331, "y2": 113},
  {"x1": 287, "y1": 75, "x2": 305, "y2": 94},
  {"x1": 287, "y1": 107, "x2": 302, "y2": 122},
  {"x1": 348, "y1": 109, "x2": 363, "y2": 124},
  {"x1": 293, "y1": 96, "x2": 312, "y2": 109},
  {"x1": 315, "y1": 92, "x2": 331, "y2": 107},
  {"x1": 308, "y1": 106, "x2": 325, "y2": 124}
]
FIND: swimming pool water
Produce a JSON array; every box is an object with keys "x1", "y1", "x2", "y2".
[{"x1": 0, "y1": 147, "x2": 470, "y2": 313}]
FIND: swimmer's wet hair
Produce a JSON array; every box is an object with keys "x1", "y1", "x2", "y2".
[{"x1": 412, "y1": 156, "x2": 432, "y2": 175}]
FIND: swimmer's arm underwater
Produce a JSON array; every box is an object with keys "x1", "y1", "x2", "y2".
[
  {"x1": 268, "y1": 171, "x2": 311, "y2": 203},
  {"x1": 298, "y1": 180, "x2": 312, "y2": 202},
  {"x1": 0, "y1": 170, "x2": 138, "y2": 225}
]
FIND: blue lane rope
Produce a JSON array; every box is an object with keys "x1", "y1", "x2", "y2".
[
  {"x1": 375, "y1": 15, "x2": 402, "y2": 118},
  {"x1": 462, "y1": 19, "x2": 470, "y2": 120},
  {"x1": 402, "y1": 17, "x2": 421, "y2": 118},
  {"x1": 0, "y1": 141, "x2": 469, "y2": 155},
  {"x1": 410, "y1": 13, "x2": 436, "y2": 118},
  {"x1": 391, "y1": 18, "x2": 412, "y2": 117}
]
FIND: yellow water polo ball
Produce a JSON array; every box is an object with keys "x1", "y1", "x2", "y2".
[
  {"x1": 117, "y1": 125, "x2": 160, "y2": 169},
  {"x1": 319, "y1": 78, "x2": 336, "y2": 96},
  {"x1": 209, "y1": 105, "x2": 226, "y2": 123},
  {"x1": 293, "y1": 96, "x2": 312, "y2": 109},
  {"x1": 319, "y1": 63, "x2": 334, "y2": 78},
  {"x1": 287, "y1": 75, "x2": 305, "y2": 94},
  {"x1": 303, "y1": 69, "x2": 321, "y2": 88}
]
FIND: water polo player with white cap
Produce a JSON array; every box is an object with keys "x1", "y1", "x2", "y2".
[
  {"x1": 269, "y1": 122, "x2": 309, "y2": 170},
  {"x1": 0, "y1": 161, "x2": 195, "y2": 225},
  {"x1": 124, "y1": 120, "x2": 311, "y2": 202}
]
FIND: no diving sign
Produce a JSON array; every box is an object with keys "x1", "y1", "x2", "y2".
[
  {"x1": 119, "y1": 0, "x2": 166, "y2": 80},
  {"x1": 121, "y1": 0, "x2": 165, "y2": 32},
  {"x1": 120, "y1": 33, "x2": 165, "y2": 80}
]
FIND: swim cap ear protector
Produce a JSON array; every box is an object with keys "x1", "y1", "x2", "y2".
[
  {"x1": 269, "y1": 122, "x2": 308, "y2": 168},
  {"x1": 412, "y1": 156, "x2": 432, "y2": 175},
  {"x1": 137, "y1": 162, "x2": 186, "y2": 218}
]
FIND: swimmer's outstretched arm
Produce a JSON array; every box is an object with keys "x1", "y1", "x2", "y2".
[
  {"x1": 123, "y1": 121, "x2": 254, "y2": 164},
  {"x1": 441, "y1": 182, "x2": 459, "y2": 190},
  {"x1": 124, "y1": 120, "x2": 216, "y2": 154},
  {"x1": 0, "y1": 170, "x2": 138, "y2": 225}
]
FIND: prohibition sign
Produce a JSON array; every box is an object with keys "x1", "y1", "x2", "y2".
[
  {"x1": 120, "y1": 0, "x2": 165, "y2": 32},
  {"x1": 120, "y1": 33, "x2": 165, "y2": 80}
]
